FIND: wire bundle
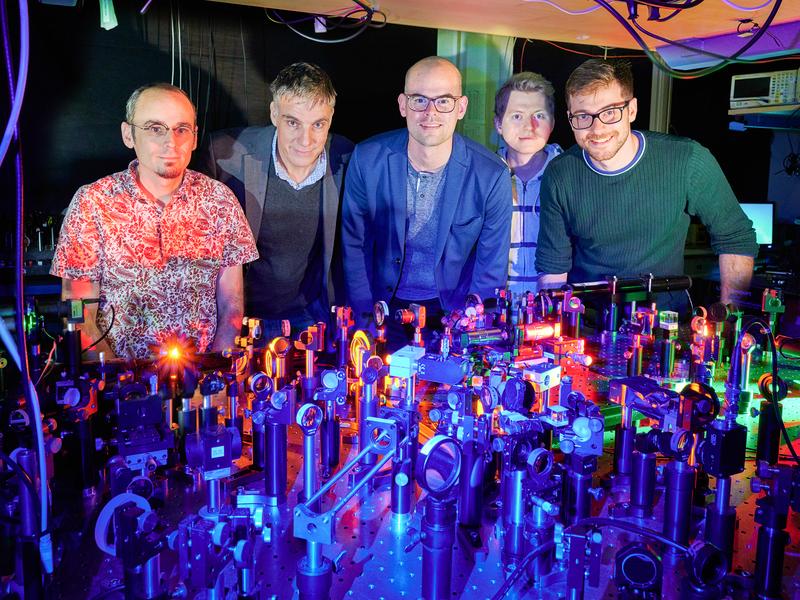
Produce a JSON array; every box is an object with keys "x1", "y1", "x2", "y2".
[
  {"x1": 524, "y1": 0, "x2": 797, "y2": 79},
  {"x1": 266, "y1": 1, "x2": 387, "y2": 44}
]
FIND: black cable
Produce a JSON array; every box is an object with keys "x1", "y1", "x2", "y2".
[
  {"x1": 491, "y1": 541, "x2": 555, "y2": 600},
  {"x1": 778, "y1": 108, "x2": 800, "y2": 177},
  {"x1": 264, "y1": 7, "x2": 363, "y2": 27},
  {"x1": 739, "y1": 320, "x2": 800, "y2": 466},
  {"x1": 265, "y1": 8, "x2": 320, "y2": 27},
  {"x1": 764, "y1": 325, "x2": 800, "y2": 466},
  {"x1": 628, "y1": 0, "x2": 705, "y2": 9},
  {"x1": 652, "y1": 8, "x2": 681, "y2": 22},
  {"x1": 265, "y1": 2, "x2": 385, "y2": 44},
  {"x1": 592, "y1": 0, "x2": 784, "y2": 79},
  {"x1": 575, "y1": 517, "x2": 689, "y2": 552},
  {"x1": 630, "y1": 14, "x2": 780, "y2": 64},
  {"x1": 83, "y1": 303, "x2": 115, "y2": 354},
  {"x1": 268, "y1": 9, "x2": 373, "y2": 44},
  {"x1": 778, "y1": 336, "x2": 800, "y2": 360},
  {"x1": 337, "y1": 7, "x2": 388, "y2": 28}
]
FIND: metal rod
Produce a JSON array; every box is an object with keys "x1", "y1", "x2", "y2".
[
  {"x1": 307, "y1": 540, "x2": 322, "y2": 570},
  {"x1": 303, "y1": 433, "x2": 318, "y2": 510},
  {"x1": 359, "y1": 379, "x2": 377, "y2": 469},
  {"x1": 715, "y1": 477, "x2": 731, "y2": 513},
  {"x1": 331, "y1": 450, "x2": 395, "y2": 514},
  {"x1": 305, "y1": 350, "x2": 314, "y2": 379},
  {"x1": 304, "y1": 436, "x2": 384, "y2": 507},
  {"x1": 207, "y1": 478, "x2": 222, "y2": 512}
]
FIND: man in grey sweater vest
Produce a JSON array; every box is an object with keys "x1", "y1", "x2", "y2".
[
  {"x1": 536, "y1": 59, "x2": 757, "y2": 309},
  {"x1": 202, "y1": 63, "x2": 353, "y2": 338}
]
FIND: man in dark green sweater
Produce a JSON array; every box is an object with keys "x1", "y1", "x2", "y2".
[{"x1": 535, "y1": 59, "x2": 757, "y2": 307}]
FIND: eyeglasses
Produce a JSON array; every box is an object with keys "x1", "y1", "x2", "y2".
[
  {"x1": 567, "y1": 100, "x2": 632, "y2": 130},
  {"x1": 404, "y1": 94, "x2": 463, "y2": 113},
  {"x1": 128, "y1": 122, "x2": 197, "y2": 141}
]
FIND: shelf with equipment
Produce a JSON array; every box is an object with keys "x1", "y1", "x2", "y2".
[
  {"x1": 728, "y1": 105, "x2": 800, "y2": 132},
  {"x1": 728, "y1": 104, "x2": 800, "y2": 116}
]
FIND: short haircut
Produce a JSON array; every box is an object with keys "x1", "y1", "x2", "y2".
[
  {"x1": 494, "y1": 71, "x2": 555, "y2": 119},
  {"x1": 125, "y1": 83, "x2": 196, "y2": 124},
  {"x1": 270, "y1": 62, "x2": 336, "y2": 108},
  {"x1": 565, "y1": 59, "x2": 634, "y2": 103}
]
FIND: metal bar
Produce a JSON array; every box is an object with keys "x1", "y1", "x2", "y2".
[
  {"x1": 304, "y1": 441, "x2": 377, "y2": 507},
  {"x1": 304, "y1": 430, "x2": 393, "y2": 508},
  {"x1": 331, "y1": 450, "x2": 395, "y2": 514},
  {"x1": 307, "y1": 540, "x2": 322, "y2": 570}
]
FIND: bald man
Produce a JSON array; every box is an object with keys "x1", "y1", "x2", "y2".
[{"x1": 341, "y1": 56, "x2": 512, "y2": 347}]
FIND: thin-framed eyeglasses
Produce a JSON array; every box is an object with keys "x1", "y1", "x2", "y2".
[
  {"x1": 404, "y1": 94, "x2": 463, "y2": 113},
  {"x1": 567, "y1": 100, "x2": 632, "y2": 130},
  {"x1": 128, "y1": 122, "x2": 198, "y2": 141}
]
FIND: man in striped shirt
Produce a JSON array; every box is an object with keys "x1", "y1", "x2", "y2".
[{"x1": 494, "y1": 72, "x2": 562, "y2": 296}]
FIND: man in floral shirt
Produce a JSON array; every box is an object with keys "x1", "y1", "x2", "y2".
[{"x1": 51, "y1": 83, "x2": 258, "y2": 359}]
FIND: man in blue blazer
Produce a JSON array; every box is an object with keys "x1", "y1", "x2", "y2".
[
  {"x1": 201, "y1": 63, "x2": 353, "y2": 338},
  {"x1": 342, "y1": 56, "x2": 512, "y2": 347}
]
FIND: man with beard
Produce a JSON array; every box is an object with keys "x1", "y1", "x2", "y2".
[
  {"x1": 52, "y1": 83, "x2": 258, "y2": 359},
  {"x1": 341, "y1": 56, "x2": 511, "y2": 348},
  {"x1": 535, "y1": 59, "x2": 756, "y2": 308}
]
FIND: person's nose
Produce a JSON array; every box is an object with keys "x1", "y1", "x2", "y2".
[
  {"x1": 299, "y1": 126, "x2": 314, "y2": 147},
  {"x1": 423, "y1": 100, "x2": 438, "y2": 116}
]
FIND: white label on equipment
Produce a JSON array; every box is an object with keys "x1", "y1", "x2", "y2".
[{"x1": 211, "y1": 445, "x2": 225, "y2": 459}]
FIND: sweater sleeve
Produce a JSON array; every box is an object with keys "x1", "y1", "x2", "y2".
[
  {"x1": 535, "y1": 167, "x2": 573, "y2": 274},
  {"x1": 686, "y1": 142, "x2": 758, "y2": 257}
]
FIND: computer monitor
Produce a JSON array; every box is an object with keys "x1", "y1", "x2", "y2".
[{"x1": 739, "y1": 202, "x2": 774, "y2": 247}]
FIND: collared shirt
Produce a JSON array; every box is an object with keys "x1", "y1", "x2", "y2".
[
  {"x1": 51, "y1": 161, "x2": 259, "y2": 359},
  {"x1": 500, "y1": 143, "x2": 562, "y2": 296},
  {"x1": 271, "y1": 134, "x2": 327, "y2": 190}
]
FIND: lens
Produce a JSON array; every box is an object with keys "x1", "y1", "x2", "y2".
[
  {"x1": 434, "y1": 97, "x2": 455, "y2": 112},
  {"x1": 621, "y1": 552, "x2": 658, "y2": 587},
  {"x1": 571, "y1": 114, "x2": 593, "y2": 129},
  {"x1": 417, "y1": 435, "x2": 461, "y2": 496},
  {"x1": 395, "y1": 309, "x2": 415, "y2": 324}
]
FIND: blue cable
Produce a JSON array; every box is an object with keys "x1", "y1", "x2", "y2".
[
  {"x1": 0, "y1": 0, "x2": 28, "y2": 170},
  {"x1": 0, "y1": 0, "x2": 52, "y2": 573}
]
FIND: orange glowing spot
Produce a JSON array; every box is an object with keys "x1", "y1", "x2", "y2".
[{"x1": 153, "y1": 336, "x2": 196, "y2": 378}]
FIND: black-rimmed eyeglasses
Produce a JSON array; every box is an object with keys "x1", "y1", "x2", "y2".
[
  {"x1": 567, "y1": 100, "x2": 632, "y2": 130},
  {"x1": 404, "y1": 94, "x2": 463, "y2": 113}
]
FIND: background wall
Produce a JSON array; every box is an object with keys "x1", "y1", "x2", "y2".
[
  {"x1": 17, "y1": 0, "x2": 436, "y2": 213},
  {"x1": 7, "y1": 1, "x2": 795, "y2": 233},
  {"x1": 671, "y1": 63, "x2": 776, "y2": 207}
]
